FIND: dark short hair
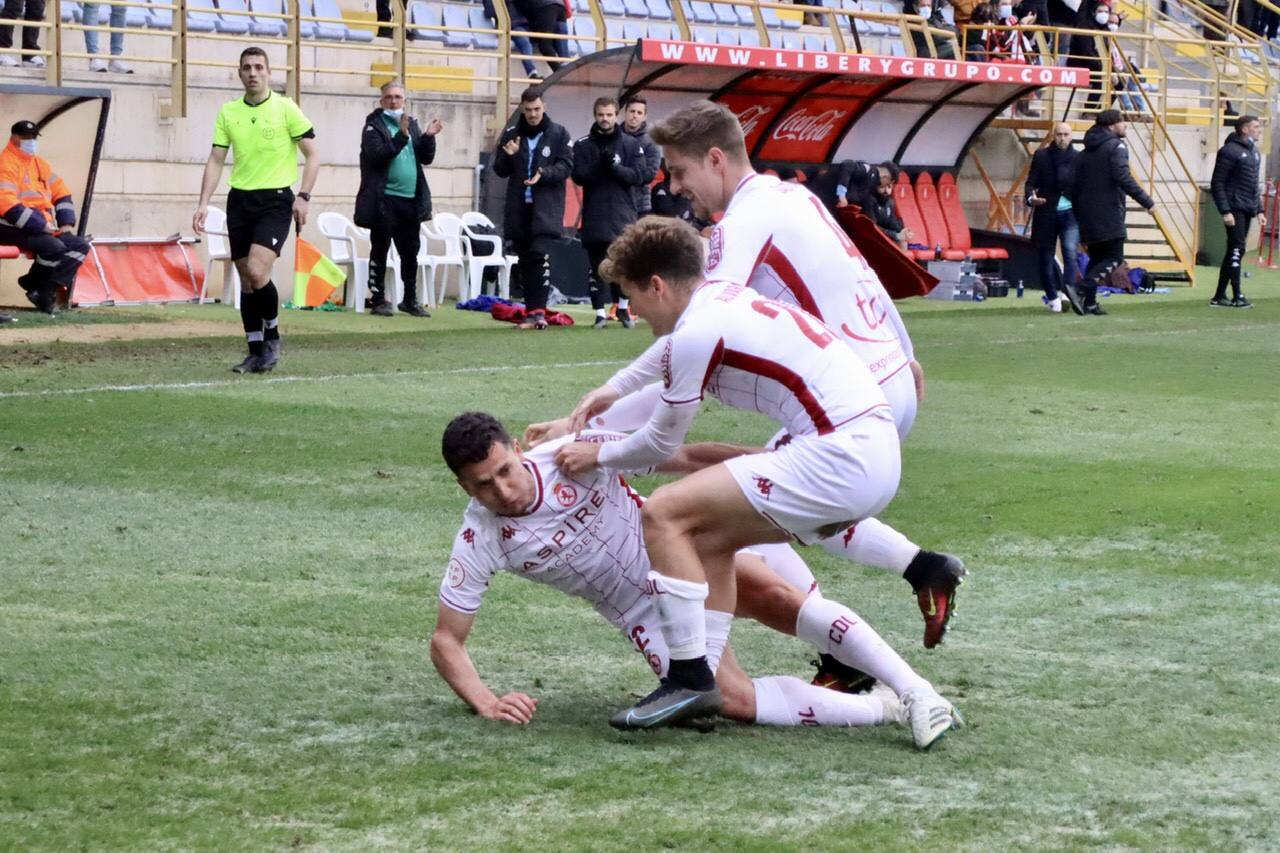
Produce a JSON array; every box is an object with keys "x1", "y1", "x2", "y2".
[
  {"x1": 238, "y1": 46, "x2": 269, "y2": 69},
  {"x1": 593, "y1": 96, "x2": 620, "y2": 113},
  {"x1": 878, "y1": 161, "x2": 901, "y2": 182},
  {"x1": 441, "y1": 412, "x2": 512, "y2": 476},
  {"x1": 1096, "y1": 108, "x2": 1123, "y2": 127},
  {"x1": 651, "y1": 100, "x2": 748, "y2": 162},
  {"x1": 623, "y1": 93, "x2": 648, "y2": 108},
  {"x1": 520, "y1": 86, "x2": 544, "y2": 104},
  {"x1": 1235, "y1": 114, "x2": 1260, "y2": 133},
  {"x1": 601, "y1": 216, "x2": 705, "y2": 292}
]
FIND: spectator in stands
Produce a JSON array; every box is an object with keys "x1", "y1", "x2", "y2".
[
  {"x1": 984, "y1": 0, "x2": 1035, "y2": 63},
  {"x1": 950, "y1": 0, "x2": 986, "y2": 59},
  {"x1": 0, "y1": 0, "x2": 44, "y2": 67},
  {"x1": 1253, "y1": 1, "x2": 1279, "y2": 39},
  {"x1": 904, "y1": 0, "x2": 958, "y2": 58},
  {"x1": 515, "y1": 0, "x2": 568, "y2": 63},
  {"x1": 1066, "y1": 0, "x2": 1111, "y2": 114},
  {"x1": 965, "y1": 0, "x2": 996, "y2": 60},
  {"x1": 871, "y1": 162, "x2": 912, "y2": 248},
  {"x1": 622, "y1": 95, "x2": 660, "y2": 217},
  {"x1": 1105, "y1": 13, "x2": 1150, "y2": 113},
  {"x1": 354, "y1": 80, "x2": 441, "y2": 318},
  {"x1": 1025, "y1": 122, "x2": 1080, "y2": 313},
  {"x1": 1209, "y1": 114, "x2": 1265, "y2": 308},
  {"x1": 484, "y1": 0, "x2": 541, "y2": 79},
  {"x1": 1066, "y1": 108, "x2": 1153, "y2": 316},
  {"x1": 376, "y1": 0, "x2": 412, "y2": 40},
  {"x1": 0, "y1": 121, "x2": 90, "y2": 315},
  {"x1": 572, "y1": 96, "x2": 649, "y2": 329},
  {"x1": 82, "y1": 1, "x2": 132, "y2": 73},
  {"x1": 491, "y1": 86, "x2": 573, "y2": 330}
]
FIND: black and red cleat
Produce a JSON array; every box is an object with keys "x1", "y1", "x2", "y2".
[
  {"x1": 810, "y1": 654, "x2": 876, "y2": 694},
  {"x1": 904, "y1": 551, "x2": 968, "y2": 649}
]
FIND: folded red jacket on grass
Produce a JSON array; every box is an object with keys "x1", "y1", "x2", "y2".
[{"x1": 490, "y1": 303, "x2": 576, "y2": 326}]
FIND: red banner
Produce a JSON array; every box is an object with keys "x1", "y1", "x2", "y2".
[
  {"x1": 756, "y1": 95, "x2": 860, "y2": 163},
  {"x1": 715, "y1": 93, "x2": 791, "y2": 152},
  {"x1": 639, "y1": 39, "x2": 1087, "y2": 87}
]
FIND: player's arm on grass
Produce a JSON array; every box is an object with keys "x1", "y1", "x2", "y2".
[
  {"x1": 192, "y1": 146, "x2": 229, "y2": 234},
  {"x1": 430, "y1": 605, "x2": 538, "y2": 724}
]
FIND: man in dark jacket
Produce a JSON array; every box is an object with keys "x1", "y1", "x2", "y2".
[
  {"x1": 572, "y1": 96, "x2": 648, "y2": 329},
  {"x1": 807, "y1": 159, "x2": 879, "y2": 214},
  {"x1": 870, "y1": 163, "x2": 910, "y2": 247},
  {"x1": 1025, "y1": 122, "x2": 1081, "y2": 313},
  {"x1": 354, "y1": 81, "x2": 441, "y2": 317},
  {"x1": 491, "y1": 86, "x2": 573, "y2": 330},
  {"x1": 514, "y1": 0, "x2": 567, "y2": 62},
  {"x1": 1065, "y1": 109, "x2": 1154, "y2": 316},
  {"x1": 1209, "y1": 114, "x2": 1264, "y2": 308},
  {"x1": 622, "y1": 95, "x2": 660, "y2": 216}
]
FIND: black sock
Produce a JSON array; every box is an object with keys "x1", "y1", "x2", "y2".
[
  {"x1": 667, "y1": 657, "x2": 716, "y2": 691},
  {"x1": 903, "y1": 549, "x2": 944, "y2": 592},
  {"x1": 258, "y1": 283, "x2": 280, "y2": 341},
  {"x1": 240, "y1": 290, "x2": 263, "y2": 356}
]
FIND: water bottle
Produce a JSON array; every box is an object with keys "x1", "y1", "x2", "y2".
[{"x1": 1016, "y1": 279, "x2": 1024, "y2": 298}]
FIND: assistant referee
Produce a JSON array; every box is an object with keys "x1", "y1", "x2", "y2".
[{"x1": 193, "y1": 46, "x2": 321, "y2": 373}]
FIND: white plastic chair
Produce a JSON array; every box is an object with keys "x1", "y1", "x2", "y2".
[
  {"x1": 317, "y1": 211, "x2": 401, "y2": 312},
  {"x1": 460, "y1": 211, "x2": 514, "y2": 300},
  {"x1": 198, "y1": 204, "x2": 241, "y2": 308},
  {"x1": 422, "y1": 213, "x2": 468, "y2": 304}
]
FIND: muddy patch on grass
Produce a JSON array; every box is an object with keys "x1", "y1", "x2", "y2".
[{"x1": 1, "y1": 318, "x2": 237, "y2": 346}]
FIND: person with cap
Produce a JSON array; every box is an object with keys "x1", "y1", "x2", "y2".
[
  {"x1": 1064, "y1": 108, "x2": 1153, "y2": 316},
  {"x1": 0, "y1": 120, "x2": 91, "y2": 315}
]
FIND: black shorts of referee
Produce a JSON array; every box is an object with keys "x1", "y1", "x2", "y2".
[{"x1": 227, "y1": 186, "x2": 295, "y2": 259}]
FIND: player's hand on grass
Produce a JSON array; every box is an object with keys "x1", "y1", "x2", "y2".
[
  {"x1": 480, "y1": 692, "x2": 538, "y2": 724},
  {"x1": 910, "y1": 359, "x2": 925, "y2": 404},
  {"x1": 569, "y1": 385, "x2": 621, "y2": 432},
  {"x1": 554, "y1": 441, "x2": 601, "y2": 476},
  {"x1": 524, "y1": 417, "x2": 572, "y2": 447}
]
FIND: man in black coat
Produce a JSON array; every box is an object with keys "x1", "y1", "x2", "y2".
[
  {"x1": 1209, "y1": 114, "x2": 1265, "y2": 308},
  {"x1": 1065, "y1": 109, "x2": 1154, "y2": 316},
  {"x1": 807, "y1": 159, "x2": 879, "y2": 214},
  {"x1": 572, "y1": 95, "x2": 648, "y2": 329},
  {"x1": 491, "y1": 86, "x2": 573, "y2": 330},
  {"x1": 514, "y1": 0, "x2": 567, "y2": 62},
  {"x1": 622, "y1": 95, "x2": 660, "y2": 217},
  {"x1": 1025, "y1": 122, "x2": 1081, "y2": 313},
  {"x1": 354, "y1": 80, "x2": 441, "y2": 317}
]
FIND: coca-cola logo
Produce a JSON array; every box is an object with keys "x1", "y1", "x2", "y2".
[
  {"x1": 734, "y1": 104, "x2": 772, "y2": 138},
  {"x1": 771, "y1": 108, "x2": 848, "y2": 143}
]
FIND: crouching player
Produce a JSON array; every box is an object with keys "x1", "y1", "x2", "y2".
[{"x1": 432, "y1": 412, "x2": 957, "y2": 747}]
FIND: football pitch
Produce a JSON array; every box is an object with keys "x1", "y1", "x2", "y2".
[{"x1": 2, "y1": 275, "x2": 1277, "y2": 850}]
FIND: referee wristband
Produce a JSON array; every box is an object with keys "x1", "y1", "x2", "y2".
[{"x1": 297, "y1": 192, "x2": 311, "y2": 202}]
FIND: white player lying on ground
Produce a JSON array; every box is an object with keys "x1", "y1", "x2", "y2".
[
  {"x1": 551, "y1": 217, "x2": 961, "y2": 735},
  {"x1": 646, "y1": 100, "x2": 967, "y2": 652},
  {"x1": 433, "y1": 411, "x2": 959, "y2": 748}
]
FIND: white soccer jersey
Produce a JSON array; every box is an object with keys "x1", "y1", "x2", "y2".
[
  {"x1": 439, "y1": 432, "x2": 651, "y2": 627},
  {"x1": 707, "y1": 173, "x2": 915, "y2": 386},
  {"x1": 598, "y1": 280, "x2": 891, "y2": 473}
]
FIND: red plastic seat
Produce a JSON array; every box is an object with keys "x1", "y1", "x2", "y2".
[
  {"x1": 0, "y1": 245, "x2": 21, "y2": 260},
  {"x1": 937, "y1": 173, "x2": 1008, "y2": 261},
  {"x1": 914, "y1": 173, "x2": 967, "y2": 260},
  {"x1": 893, "y1": 173, "x2": 934, "y2": 261}
]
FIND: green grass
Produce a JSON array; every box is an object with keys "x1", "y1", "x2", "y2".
[{"x1": 2, "y1": 270, "x2": 1278, "y2": 850}]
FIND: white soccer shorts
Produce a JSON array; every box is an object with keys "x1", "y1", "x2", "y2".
[{"x1": 879, "y1": 365, "x2": 918, "y2": 442}]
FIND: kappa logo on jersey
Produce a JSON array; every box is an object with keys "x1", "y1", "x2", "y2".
[
  {"x1": 754, "y1": 476, "x2": 773, "y2": 498},
  {"x1": 553, "y1": 483, "x2": 578, "y2": 508},
  {"x1": 707, "y1": 226, "x2": 724, "y2": 269},
  {"x1": 461, "y1": 528, "x2": 475, "y2": 546},
  {"x1": 447, "y1": 558, "x2": 467, "y2": 589},
  {"x1": 501, "y1": 525, "x2": 515, "y2": 540}
]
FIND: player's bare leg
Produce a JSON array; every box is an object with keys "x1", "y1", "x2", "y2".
[{"x1": 609, "y1": 464, "x2": 788, "y2": 731}]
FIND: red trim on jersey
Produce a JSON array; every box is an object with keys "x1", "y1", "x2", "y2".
[
  {"x1": 877, "y1": 359, "x2": 911, "y2": 386},
  {"x1": 753, "y1": 238, "x2": 824, "y2": 320},
  {"x1": 720, "y1": 348, "x2": 835, "y2": 434},
  {"x1": 839, "y1": 322, "x2": 900, "y2": 346},
  {"x1": 699, "y1": 338, "x2": 727, "y2": 397},
  {"x1": 521, "y1": 460, "x2": 545, "y2": 514},
  {"x1": 618, "y1": 474, "x2": 645, "y2": 509}
]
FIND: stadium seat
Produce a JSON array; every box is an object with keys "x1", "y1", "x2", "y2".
[
  {"x1": 605, "y1": 18, "x2": 624, "y2": 43},
  {"x1": 693, "y1": 25, "x2": 715, "y2": 42},
  {"x1": 300, "y1": 0, "x2": 346, "y2": 39},
  {"x1": 711, "y1": 1, "x2": 737, "y2": 23},
  {"x1": 245, "y1": 0, "x2": 295, "y2": 35},
  {"x1": 467, "y1": 6, "x2": 498, "y2": 49},
  {"x1": 647, "y1": 20, "x2": 675, "y2": 38},
  {"x1": 937, "y1": 173, "x2": 1007, "y2": 260},
  {"x1": 408, "y1": 2, "x2": 446, "y2": 41},
  {"x1": 60, "y1": 2, "x2": 80, "y2": 23},
  {"x1": 646, "y1": 0, "x2": 673, "y2": 18},
  {"x1": 600, "y1": 0, "x2": 626, "y2": 15},
  {"x1": 623, "y1": 20, "x2": 645, "y2": 41},
  {"x1": 623, "y1": 0, "x2": 650, "y2": 16},
  {"x1": 318, "y1": 211, "x2": 403, "y2": 313},
  {"x1": 441, "y1": 4, "x2": 472, "y2": 47},
  {"x1": 894, "y1": 172, "x2": 935, "y2": 261},
  {"x1": 197, "y1": 205, "x2": 241, "y2": 308},
  {"x1": 185, "y1": 3, "x2": 220, "y2": 32},
  {"x1": 572, "y1": 15, "x2": 598, "y2": 52},
  {"x1": 738, "y1": 26, "x2": 760, "y2": 45},
  {"x1": 239, "y1": 0, "x2": 287, "y2": 36},
  {"x1": 779, "y1": 30, "x2": 801, "y2": 48},
  {"x1": 716, "y1": 27, "x2": 738, "y2": 44},
  {"x1": 209, "y1": 0, "x2": 250, "y2": 33},
  {"x1": 123, "y1": 1, "x2": 150, "y2": 29},
  {"x1": 315, "y1": 0, "x2": 373, "y2": 40},
  {"x1": 734, "y1": 3, "x2": 754, "y2": 24},
  {"x1": 687, "y1": 1, "x2": 717, "y2": 23},
  {"x1": 914, "y1": 172, "x2": 966, "y2": 260}
]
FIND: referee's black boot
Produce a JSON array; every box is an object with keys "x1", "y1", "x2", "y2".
[
  {"x1": 258, "y1": 340, "x2": 281, "y2": 372},
  {"x1": 231, "y1": 354, "x2": 260, "y2": 374},
  {"x1": 398, "y1": 301, "x2": 431, "y2": 317}
]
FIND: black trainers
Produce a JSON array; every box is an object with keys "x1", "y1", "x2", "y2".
[
  {"x1": 608, "y1": 679, "x2": 723, "y2": 731},
  {"x1": 257, "y1": 340, "x2": 280, "y2": 372},
  {"x1": 231, "y1": 354, "x2": 261, "y2": 374},
  {"x1": 398, "y1": 302, "x2": 431, "y2": 317},
  {"x1": 811, "y1": 654, "x2": 876, "y2": 694},
  {"x1": 370, "y1": 302, "x2": 394, "y2": 317},
  {"x1": 1209, "y1": 294, "x2": 1233, "y2": 307},
  {"x1": 618, "y1": 308, "x2": 635, "y2": 329},
  {"x1": 1230, "y1": 295, "x2": 1253, "y2": 309},
  {"x1": 592, "y1": 315, "x2": 608, "y2": 329},
  {"x1": 1084, "y1": 303, "x2": 1108, "y2": 316},
  {"x1": 905, "y1": 551, "x2": 968, "y2": 649},
  {"x1": 1060, "y1": 281, "x2": 1085, "y2": 316}
]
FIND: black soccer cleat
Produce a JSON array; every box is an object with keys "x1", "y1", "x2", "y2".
[
  {"x1": 608, "y1": 679, "x2": 723, "y2": 731},
  {"x1": 1209, "y1": 295, "x2": 1233, "y2": 307},
  {"x1": 257, "y1": 340, "x2": 280, "y2": 373},
  {"x1": 398, "y1": 302, "x2": 431, "y2": 317},
  {"x1": 1060, "y1": 281, "x2": 1085, "y2": 316},
  {"x1": 231, "y1": 354, "x2": 261, "y2": 374},
  {"x1": 1230, "y1": 295, "x2": 1253, "y2": 309},
  {"x1": 811, "y1": 654, "x2": 876, "y2": 694},
  {"x1": 592, "y1": 315, "x2": 608, "y2": 329},
  {"x1": 905, "y1": 551, "x2": 968, "y2": 649},
  {"x1": 1084, "y1": 303, "x2": 1108, "y2": 316},
  {"x1": 618, "y1": 308, "x2": 635, "y2": 329}
]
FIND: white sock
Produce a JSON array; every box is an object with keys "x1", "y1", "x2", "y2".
[
  {"x1": 595, "y1": 308, "x2": 606, "y2": 318},
  {"x1": 743, "y1": 543, "x2": 818, "y2": 595},
  {"x1": 752, "y1": 676, "x2": 888, "y2": 727},
  {"x1": 647, "y1": 570, "x2": 708, "y2": 660},
  {"x1": 819, "y1": 517, "x2": 920, "y2": 575},
  {"x1": 618, "y1": 298, "x2": 630, "y2": 310},
  {"x1": 795, "y1": 595, "x2": 931, "y2": 696},
  {"x1": 704, "y1": 610, "x2": 732, "y2": 673}
]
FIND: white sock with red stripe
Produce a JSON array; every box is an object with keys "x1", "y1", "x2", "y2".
[
  {"x1": 647, "y1": 570, "x2": 708, "y2": 660},
  {"x1": 819, "y1": 518, "x2": 920, "y2": 576},
  {"x1": 743, "y1": 542, "x2": 818, "y2": 595},
  {"x1": 752, "y1": 676, "x2": 890, "y2": 727},
  {"x1": 796, "y1": 595, "x2": 931, "y2": 696}
]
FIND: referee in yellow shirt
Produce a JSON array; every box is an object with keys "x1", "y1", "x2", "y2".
[{"x1": 193, "y1": 46, "x2": 321, "y2": 373}]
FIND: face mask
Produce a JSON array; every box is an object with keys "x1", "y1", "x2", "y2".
[
  {"x1": 384, "y1": 108, "x2": 404, "y2": 120},
  {"x1": 1107, "y1": 22, "x2": 1117, "y2": 29},
  {"x1": 1095, "y1": 10, "x2": 1110, "y2": 23},
  {"x1": 999, "y1": 4, "x2": 1013, "y2": 16},
  {"x1": 19, "y1": 139, "x2": 37, "y2": 155},
  {"x1": 918, "y1": 5, "x2": 932, "y2": 15}
]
